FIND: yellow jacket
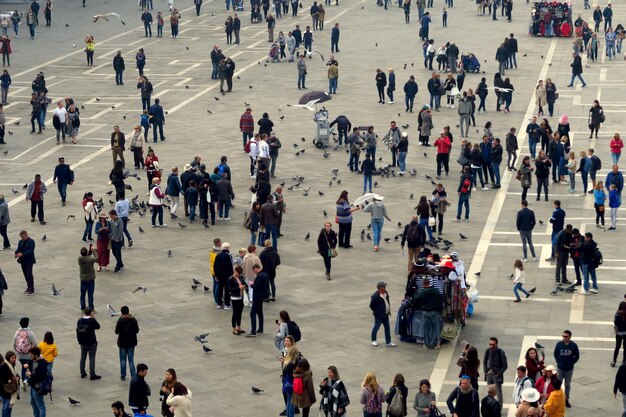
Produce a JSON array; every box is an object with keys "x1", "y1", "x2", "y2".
[
  {"x1": 544, "y1": 388, "x2": 565, "y2": 417},
  {"x1": 38, "y1": 342, "x2": 58, "y2": 363}
]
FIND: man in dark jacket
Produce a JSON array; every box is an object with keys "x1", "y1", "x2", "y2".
[
  {"x1": 613, "y1": 362, "x2": 626, "y2": 412},
  {"x1": 369, "y1": 281, "x2": 396, "y2": 347},
  {"x1": 427, "y1": 73, "x2": 442, "y2": 111},
  {"x1": 260, "y1": 196, "x2": 279, "y2": 249},
  {"x1": 490, "y1": 138, "x2": 503, "y2": 188},
  {"x1": 53, "y1": 156, "x2": 74, "y2": 205},
  {"x1": 247, "y1": 264, "x2": 269, "y2": 337},
  {"x1": 446, "y1": 41, "x2": 459, "y2": 73},
  {"x1": 526, "y1": 116, "x2": 541, "y2": 159},
  {"x1": 216, "y1": 172, "x2": 235, "y2": 220},
  {"x1": 401, "y1": 215, "x2": 426, "y2": 271},
  {"x1": 214, "y1": 242, "x2": 234, "y2": 309},
  {"x1": 331, "y1": 22, "x2": 340, "y2": 52},
  {"x1": 554, "y1": 329, "x2": 579, "y2": 407},
  {"x1": 26, "y1": 347, "x2": 48, "y2": 417},
  {"x1": 148, "y1": 98, "x2": 165, "y2": 142},
  {"x1": 413, "y1": 277, "x2": 443, "y2": 349},
  {"x1": 129, "y1": 363, "x2": 151, "y2": 414},
  {"x1": 535, "y1": 151, "x2": 551, "y2": 200},
  {"x1": 77, "y1": 307, "x2": 101, "y2": 380},
  {"x1": 136, "y1": 76, "x2": 153, "y2": 111},
  {"x1": 15, "y1": 230, "x2": 36, "y2": 294},
  {"x1": 567, "y1": 53, "x2": 586, "y2": 88},
  {"x1": 115, "y1": 306, "x2": 140, "y2": 381},
  {"x1": 483, "y1": 337, "x2": 508, "y2": 407},
  {"x1": 403, "y1": 76, "x2": 418, "y2": 113},
  {"x1": 495, "y1": 43, "x2": 508, "y2": 75},
  {"x1": 113, "y1": 51, "x2": 125, "y2": 85},
  {"x1": 554, "y1": 224, "x2": 573, "y2": 285},
  {"x1": 446, "y1": 376, "x2": 480, "y2": 417},
  {"x1": 579, "y1": 232, "x2": 598, "y2": 295},
  {"x1": 78, "y1": 245, "x2": 98, "y2": 311},
  {"x1": 505, "y1": 128, "x2": 518, "y2": 170},
  {"x1": 507, "y1": 33, "x2": 518, "y2": 69},
  {"x1": 516, "y1": 200, "x2": 536, "y2": 261},
  {"x1": 141, "y1": 9, "x2": 153, "y2": 37},
  {"x1": 329, "y1": 115, "x2": 351, "y2": 147},
  {"x1": 259, "y1": 241, "x2": 281, "y2": 301},
  {"x1": 547, "y1": 200, "x2": 566, "y2": 260},
  {"x1": 481, "y1": 385, "x2": 502, "y2": 417}
]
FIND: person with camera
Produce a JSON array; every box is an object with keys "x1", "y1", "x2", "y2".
[{"x1": 78, "y1": 244, "x2": 98, "y2": 312}]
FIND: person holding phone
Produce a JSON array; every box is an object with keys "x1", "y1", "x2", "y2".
[{"x1": 78, "y1": 245, "x2": 98, "y2": 312}]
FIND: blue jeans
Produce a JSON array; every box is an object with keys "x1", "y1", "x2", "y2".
[
  {"x1": 613, "y1": 153, "x2": 621, "y2": 165},
  {"x1": 285, "y1": 391, "x2": 295, "y2": 417},
  {"x1": 350, "y1": 153, "x2": 360, "y2": 171},
  {"x1": 30, "y1": 387, "x2": 46, "y2": 417},
  {"x1": 398, "y1": 151, "x2": 407, "y2": 172},
  {"x1": 422, "y1": 310, "x2": 441, "y2": 348},
  {"x1": 2, "y1": 395, "x2": 12, "y2": 417},
  {"x1": 367, "y1": 145, "x2": 377, "y2": 160},
  {"x1": 189, "y1": 205, "x2": 196, "y2": 221},
  {"x1": 582, "y1": 263, "x2": 598, "y2": 292},
  {"x1": 144, "y1": 22, "x2": 152, "y2": 37},
  {"x1": 419, "y1": 218, "x2": 434, "y2": 243},
  {"x1": 121, "y1": 217, "x2": 132, "y2": 244},
  {"x1": 607, "y1": 44, "x2": 615, "y2": 59},
  {"x1": 457, "y1": 193, "x2": 470, "y2": 219},
  {"x1": 328, "y1": 78, "x2": 337, "y2": 94},
  {"x1": 363, "y1": 175, "x2": 372, "y2": 192},
  {"x1": 471, "y1": 167, "x2": 484, "y2": 187},
  {"x1": 264, "y1": 224, "x2": 278, "y2": 249},
  {"x1": 298, "y1": 73, "x2": 306, "y2": 88},
  {"x1": 80, "y1": 279, "x2": 95, "y2": 310},
  {"x1": 508, "y1": 51, "x2": 517, "y2": 68},
  {"x1": 529, "y1": 138, "x2": 538, "y2": 159},
  {"x1": 219, "y1": 201, "x2": 231, "y2": 218},
  {"x1": 212, "y1": 276, "x2": 220, "y2": 304},
  {"x1": 513, "y1": 282, "x2": 529, "y2": 300},
  {"x1": 212, "y1": 62, "x2": 218, "y2": 79},
  {"x1": 406, "y1": 95, "x2": 415, "y2": 111},
  {"x1": 337, "y1": 128, "x2": 347, "y2": 146},
  {"x1": 242, "y1": 131, "x2": 253, "y2": 148},
  {"x1": 28, "y1": 23, "x2": 35, "y2": 38},
  {"x1": 569, "y1": 173, "x2": 576, "y2": 190},
  {"x1": 371, "y1": 316, "x2": 391, "y2": 344},
  {"x1": 371, "y1": 218, "x2": 383, "y2": 246},
  {"x1": 141, "y1": 97, "x2": 151, "y2": 111},
  {"x1": 119, "y1": 347, "x2": 136, "y2": 378},
  {"x1": 115, "y1": 69, "x2": 123, "y2": 84},
  {"x1": 83, "y1": 219, "x2": 94, "y2": 240},
  {"x1": 492, "y1": 162, "x2": 501, "y2": 186},
  {"x1": 569, "y1": 73, "x2": 586, "y2": 87}
]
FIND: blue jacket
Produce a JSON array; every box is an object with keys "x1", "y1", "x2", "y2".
[
  {"x1": 607, "y1": 171, "x2": 624, "y2": 193},
  {"x1": 186, "y1": 186, "x2": 198, "y2": 206},
  {"x1": 480, "y1": 142, "x2": 492, "y2": 163},
  {"x1": 421, "y1": 14, "x2": 431, "y2": 28},
  {"x1": 148, "y1": 103, "x2": 165, "y2": 123},
  {"x1": 165, "y1": 173, "x2": 182, "y2": 196},
  {"x1": 53, "y1": 164, "x2": 74, "y2": 184},
  {"x1": 388, "y1": 72, "x2": 395, "y2": 90},
  {"x1": 331, "y1": 26, "x2": 340, "y2": 41},
  {"x1": 15, "y1": 237, "x2": 36, "y2": 265},
  {"x1": 610, "y1": 189, "x2": 621, "y2": 208},
  {"x1": 554, "y1": 340, "x2": 579, "y2": 372},
  {"x1": 0, "y1": 74, "x2": 11, "y2": 89},
  {"x1": 549, "y1": 207, "x2": 565, "y2": 232}
]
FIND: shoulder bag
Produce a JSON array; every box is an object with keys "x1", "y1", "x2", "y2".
[{"x1": 324, "y1": 232, "x2": 337, "y2": 258}]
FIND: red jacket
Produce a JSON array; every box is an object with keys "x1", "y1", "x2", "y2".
[
  {"x1": 239, "y1": 111, "x2": 254, "y2": 133},
  {"x1": 434, "y1": 136, "x2": 452, "y2": 154},
  {"x1": 0, "y1": 38, "x2": 11, "y2": 54},
  {"x1": 610, "y1": 138, "x2": 623, "y2": 154},
  {"x1": 535, "y1": 375, "x2": 556, "y2": 401}
]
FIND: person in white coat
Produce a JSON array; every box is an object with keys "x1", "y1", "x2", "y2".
[
  {"x1": 248, "y1": 133, "x2": 260, "y2": 177},
  {"x1": 166, "y1": 382, "x2": 192, "y2": 417}
]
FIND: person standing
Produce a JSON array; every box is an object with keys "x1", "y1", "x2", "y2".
[
  {"x1": 76, "y1": 307, "x2": 101, "y2": 380},
  {"x1": 535, "y1": 151, "x2": 551, "y2": 201},
  {"x1": 297, "y1": 55, "x2": 307, "y2": 90},
  {"x1": 362, "y1": 195, "x2": 392, "y2": 252},
  {"x1": 26, "y1": 347, "x2": 47, "y2": 417},
  {"x1": 609, "y1": 183, "x2": 621, "y2": 231},
  {"x1": 239, "y1": 107, "x2": 254, "y2": 148},
  {"x1": 148, "y1": 98, "x2": 165, "y2": 142},
  {"x1": 386, "y1": 68, "x2": 396, "y2": 104},
  {"x1": 78, "y1": 245, "x2": 98, "y2": 312},
  {"x1": 369, "y1": 281, "x2": 396, "y2": 347},
  {"x1": 129, "y1": 364, "x2": 151, "y2": 415},
  {"x1": 259, "y1": 240, "x2": 280, "y2": 301},
  {"x1": 554, "y1": 330, "x2": 579, "y2": 408},
  {"x1": 194, "y1": 0, "x2": 203, "y2": 15},
  {"x1": 579, "y1": 232, "x2": 599, "y2": 295},
  {"x1": 214, "y1": 242, "x2": 234, "y2": 309},
  {"x1": 317, "y1": 222, "x2": 337, "y2": 280},
  {"x1": 516, "y1": 200, "x2": 537, "y2": 262},
  {"x1": 165, "y1": 167, "x2": 183, "y2": 219},
  {"x1": 137, "y1": 76, "x2": 153, "y2": 112},
  {"x1": 52, "y1": 157, "x2": 74, "y2": 206},
  {"x1": 141, "y1": 9, "x2": 153, "y2": 37},
  {"x1": 52, "y1": 100, "x2": 68, "y2": 144},
  {"x1": 115, "y1": 306, "x2": 140, "y2": 382},
  {"x1": 403, "y1": 76, "x2": 418, "y2": 113},
  {"x1": 110, "y1": 125, "x2": 126, "y2": 168},
  {"x1": 481, "y1": 385, "x2": 502, "y2": 417},
  {"x1": 246, "y1": 264, "x2": 269, "y2": 337},
  {"x1": 613, "y1": 362, "x2": 626, "y2": 416},
  {"x1": 434, "y1": 131, "x2": 451, "y2": 178},
  {"x1": 567, "y1": 53, "x2": 586, "y2": 88},
  {"x1": 483, "y1": 337, "x2": 507, "y2": 407},
  {"x1": 413, "y1": 277, "x2": 443, "y2": 349},
  {"x1": 216, "y1": 172, "x2": 234, "y2": 220},
  {"x1": 331, "y1": 23, "x2": 340, "y2": 52},
  {"x1": 109, "y1": 209, "x2": 125, "y2": 273},
  {"x1": 0, "y1": 193, "x2": 10, "y2": 250},
  {"x1": 401, "y1": 215, "x2": 426, "y2": 270},
  {"x1": 233, "y1": 14, "x2": 241, "y2": 44},
  {"x1": 554, "y1": 224, "x2": 573, "y2": 286},
  {"x1": 456, "y1": 166, "x2": 473, "y2": 221},
  {"x1": 113, "y1": 51, "x2": 125, "y2": 85},
  {"x1": 260, "y1": 196, "x2": 279, "y2": 249},
  {"x1": 385, "y1": 121, "x2": 401, "y2": 167},
  {"x1": 446, "y1": 376, "x2": 479, "y2": 417},
  {"x1": 0, "y1": 70, "x2": 11, "y2": 106},
  {"x1": 547, "y1": 200, "x2": 566, "y2": 261},
  {"x1": 375, "y1": 69, "x2": 387, "y2": 104},
  {"x1": 504, "y1": 128, "x2": 518, "y2": 171},
  {"x1": 15, "y1": 230, "x2": 36, "y2": 295}
]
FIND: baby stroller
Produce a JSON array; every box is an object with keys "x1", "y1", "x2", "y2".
[
  {"x1": 268, "y1": 42, "x2": 280, "y2": 62},
  {"x1": 235, "y1": 0, "x2": 244, "y2": 11},
  {"x1": 461, "y1": 53, "x2": 481, "y2": 73}
]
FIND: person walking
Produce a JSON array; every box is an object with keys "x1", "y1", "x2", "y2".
[
  {"x1": 369, "y1": 281, "x2": 396, "y2": 347},
  {"x1": 546, "y1": 200, "x2": 566, "y2": 261},
  {"x1": 505, "y1": 128, "x2": 518, "y2": 171},
  {"x1": 456, "y1": 166, "x2": 473, "y2": 221},
  {"x1": 129, "y1": 364, "x2": 151, "y2": 415},
  {"x1": 0, "y1": 193, "x2": 10, "y2": 250},
  {"x1": 512, "y1": 259, "x2": 535, "y2": 302},
  {"x1": 613, "y1": 361, "x2": 626, "y2": 416},
  {"x1": 78, "y1": 245, "x2": 98, "y2": 311},
  {"x1": 76, "y1": 307, "x2": 101, "y2": 380},
  {"x1": 434, "y1": 131, "x2": 451, "y2": 178},
  {"x1": 579, "y1": 232, "x2": 599, "y2": 295},
  {"x1": 109, "y1": 209, "x2": 125, "y2": 273},
  {"x1": 483, "y1": 337, "x2": 508, "y2": 407},
  {"x1": 401, "y1": 215, "x2": 427, "y2": 271},
  {"x1": 610, "y1": 133, "x2": 623, "y2": 165},
  {"x1": 446, "y1": 376, "x2": 479, "y2": 417},
  {"x1": 363, "y1": 195, "x2": 392, "y2": 252},
  {"x1": 588, "y1": 100, "x2": 604, "y2": 139},
  {"x1": 52, "y1": 156, "x2": 73, "y2": 206},
  {"x1": 516, "y1": 200, "x2": 537, "y2": 262},
  {"x1": 14, "y1": 231, "x2": 36, "y2": 294},
  {"x1": 317, "y1": 222, "x2": 337, "y2": 280},
  {"x1": 335, "y1": 191, "x2": 357, "y2": 249},
  {"x1": 567, "y1": 53, "x2": 586, "y2": 88},
  {"x1": 297, "y1": 55, "x2": 307, "y2": 90},
  {"x1": 613, "y1": 302, "x2": 626, "y2": 367},
  {"x1": 535, "y1": 151, "x2": 551, "y2": 201},
  {"x1": 214, "y1": 242, "x2": 234, "y2": 310},
  {"x1": 481, "y1": 385, "x2": 502, "y2": 417},
  {"x1": 115, "y1": 306, "x2": 140, "y2": 381},
  {"x1": 25, "y1": 174, "x2": 47, "y2": 225},
  {"x1": 330, "y1": 23, "x2": 340, "y2": 52},
  {"x1": 609, "y1": 183, "x2": 621, "y2": 231}
]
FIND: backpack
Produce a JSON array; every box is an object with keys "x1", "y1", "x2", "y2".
[
  {"x1": 460, "y1": 178, "x2": 471, "y2": 194},
  {"x1": 37, "y1": 371, "x2": 53, "y2": 397},
  {"x1": 218, "y1": 164, "x2": 227, "y2": 177},
  {"x1": 293, "y1": 377, "x2": 304, "y2": 396},
  {"x1": 407, "y1": 223, "x2": 419, "y2": 242},
  {"x1": 76, "y1": 323, "x2": 90, "y2": 345},
  {"x1": 287, "y1": 321, "x2": 302, "y2": 342},
  {"x1": 244, "y1": 139, "x2": 255, "y2": 154},
  {"x1": 591, "y1": 155, "x2": 602, "y2": 171},
  {"x1": 515, "y1": 169, "x2": 522, "y2": 181},
  {"x1": 364, "y1": 390, "x2": 381, "y2": 413},
  {"x1": 591, "y1": 247, "x2": 603, "y2": 268},
  {"x1": 387, "y1": 388, "x2": 404, "y2": 417},
  {"x1": 243, "y1": 213, "x2": 252, "y2": 230},
  {"x1": 15, "y1": 329, "x2": 32, "y2": 354}
]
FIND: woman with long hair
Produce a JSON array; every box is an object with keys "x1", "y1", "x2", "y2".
[
  {"x1": 275, "y1": 310, "x2": 291, "y2": 351},
  {"x1": 360, "y1": 371, "x2": 384, "y2": 417},
  {"x1": 160, "y1": 368, "x2": 177, "y2": 417},
  {"x1": 228, "y1": 265, "x2": 247, "y2": 335},
  {"x1": 166, "y1": 381, "x2": 192, "y2": 416},
  {"x1": 144, "y1": 147, "x2": 160, "y2": 192},
  {"x1": 588, "y1": 99, "x2": 604, "y2": 139},
  {"x1": 82, "y1": 192, "x2": 97, "y2": 242},
  {"x1": 613, "y1": 301, "x2": 626, "y2": 367},
  {"x1": 525, "y1": 347, "x2": 545, "y2": 381},
  {"x1": 385, "y1": 373, "x2": 408, "y2": 417},
  {"x1": 249, "y1": 201, "x2": 261, "y2": 245},
  {"x1": 95, "y1": 214, "x2": 110, "y2": 272},
  {"x1": 280, "y1": 339, "x2": 300, "y2": 417},
  {"x1": 0, "y1": 351, "x2": 19, "y2": 415},
  {"x1": 413, "y1": 379, "x2": 437, "y2": 417},
  {"x1": 292, "y1": 358, "x2": 316, "y2": 417},
  {"x1": 362, "y1": 195, "x2": 392, "y2": 252},
  {"x1": 540, "y1": 118, "x2": 552, "y2": 152},
  {"x1": 38, "y1": 331, "x2": 57, "y2": 373},
  {"x1": 416, "y1": 196, "x2": 435, "y2": 244},
  {"x1": 336, "y1": 190, "x2": 358, "y2": 248},
  {"x1": 457, "y1": 345, "x2": 480, "y2": 390},
  {"x1": 519, "y1": 156, "x2": 533, "y2": 201},
  {"x1": 535, "y1": 80, "x2": 547, "y2": 116},
  {"x1": 317, "y1": 222, "x2": 337, "y2": 280},
  {"x1": 593, "y1": 181, "x2": 606, "y2": 229},
  {"x1": 319, "y1": 366, "x2": 349, "y2": 417}
]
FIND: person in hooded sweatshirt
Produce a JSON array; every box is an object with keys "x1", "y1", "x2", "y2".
[{"x1": 115, "y1": 306, "x2": 140, "y2": 381}]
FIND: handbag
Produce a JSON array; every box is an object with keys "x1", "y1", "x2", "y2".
[
  {"x1": 324, "y1": 231, "x2": 337, "y2": 258},
  {"x1": 428, "y1": 216, "x2": 436, "y2": 227},
  {"x1": 334, "y1": 215, "x2": 339, "y2": 224},
  {"x1": 599, "y1": 205, "x2": 605, "y2": 212},
  {"x1": 243, "y1": 289, "x2": 250, "y2": 306},
  {"x1": 3, "y1": 380, "x2": 17, "y2": 394},
  {"x1": 430, "y1": 406, "x2": 446, "y2": 417},
  {"x1": 456, "y1": 154, "x2": 469, "y2": 166}
]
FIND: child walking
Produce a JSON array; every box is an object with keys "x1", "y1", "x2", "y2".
[
  {"x1": 513, "y1": 259, "x2": 535, "y2": 302},
  {"x1": 38, "y1": 331, "x2": 58, "y2": 372}
]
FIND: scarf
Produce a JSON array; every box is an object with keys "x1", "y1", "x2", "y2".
[{"x1": 5, "y1": 361, "x2": 18, "y2": 405}]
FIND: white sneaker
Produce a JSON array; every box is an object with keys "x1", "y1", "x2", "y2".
[
  {"x1": 389, "y1": 101, "x2": 394, "y2": 104},
  {"x1": 161, "y1": 224, "x2": 167, "y2": 228},
  {"x1": 225, "y1": 217, "x2": 231, "y2": 221},
  {"x1": 218, "y1": 217, "x2": 224, "y2": 221},
  {"x1": 590, "y1": 289, "x2": 598, "y2": 294},
  {"x1": 224, "y1": 305, "x2": 233, "y2": 310},
  {"x1": 371, "y1": 340, "x2": 378, "y2": 346},
  {"x1": 522, "y1": 258, "x2": 528, "y2": 262},
  {"x1": 533, "y1": 258, "x2": 537, "y2": 262},
  {"x1": 472, "y1": 187, "x2": 477, "y2": 191},
  {"x1": 386, "y1": 342, "x2": 397, "y2": 347},
  {"x1": 580, "y1": 290, "x2": 590, "y2": 295},
  {"x1": 482, "y1": 187, "x2": 490, "y2": 190},
  {"x1": 451, "y1": 105, "x2": 455, "y2": 109},
  {"x1": 446, "y1": 104, "x2": 451, "y2": 108}
]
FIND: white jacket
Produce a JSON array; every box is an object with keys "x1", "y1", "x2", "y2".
[
  {"x1": 167, "y1": 390, "x2": 193, "y2": 417},
  {"x1": 84, "y1": 201, "x2": 98, "y2": 221},
  {"x1": 513, "y1": 268, "x2": 525, "y2": 284},
  {"x1": 249, "y1": 140, "x2": 260, "y2": 159},
  {"x1": 149, "y1": 185, "x2": 164, "y2": 206},
  {"x1": 258, "y1": 140, "x2": 270, "y2": 159}
]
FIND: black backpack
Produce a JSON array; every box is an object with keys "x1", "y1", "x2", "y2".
[
  {"x1": 76, "y1": 322, "x2": 90, "y2": 345},
  {"x1": 591, "y1": 155, "x2": 602, "y2": 171},
  {"x1": 287, "y1": 321, "x2": 301, "y2": 342},
  {"x1": 591, "y1": 248, "x2": 603, "y2": 268}
]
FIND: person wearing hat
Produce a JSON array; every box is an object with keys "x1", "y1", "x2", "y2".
[
  {"x1": 480, "y1": 385, "x2": 502, "y2": 417},
  {"x1": 413, "y1": 277, "x2": 443, "y2": 349},
  {"x1": 369, "y1": 281, "x2": 396, "y2": 347},
  {"x1": 180, "y1": 163, "x2": 195, "y2": 218},
  {"x1": 516, "y1": 387, "x2": 541, "y2": 417},
  {"x1": 543, "y1": 378, "x2": 565, "y2": 417},
  {"x1": 403, "y1": 75, "x2": 418, "y2": 112},
  {"x1": 386, "y1": 68, "x2": 395, "y2": 104},
  {"x1": 165, "y1": 166, "x2": 183, "y2": 219},
  {"x1": 446, "y1": 375, "x2": 479, "y2": 417},
  {"x1": 535, "y1": 365, "x2": 557, "y2": 405}
]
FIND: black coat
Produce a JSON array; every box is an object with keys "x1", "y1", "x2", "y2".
[
  {"x1": 375, "y1": 72, "x2": 387, "y2": 88},
  {"x1": 129, "y1": 375, "x2": 151, "y2": 409},
  {"x1": 115, "y1": 315, "x2": 140, "y2": 348},
  {"x1": 251, "y1": 271, "x2": 270, "y2": 301},
  {"x1": 113, "y1": 55, "x2": 125, "y2": 71},
  {"x1": 369, "y1": 291, "x2": 390, "y2": 318},
  {"x1": 480, "y1": 395, "x2": 502, "y2": 417},
  {"x1": 571, "y1": 55, "x2": 583, "y2": 75},
  {"x1": 317, "y1": 228, "x2": 337, "y2": 256},
  {"x1": 516, "y1": 208, "x2": 536, "y2": 232},
  {"x1": 214, "y1": 250, "x2": 234, "y2": 279},
  {"x1": 258, "y1": 118, "x2": 274, "y2": 136},
  {"x1": 259, "y1": 247, "x2": 281, "y2": 278},
  {"x1": 76, "y1": 317, "x2": 100, "y2": 346}
]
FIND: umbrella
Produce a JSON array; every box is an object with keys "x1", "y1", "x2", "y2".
[
  {"x1": 299, "y1": 91, "x2": 332, "y2": 105},
  {"x1": 353, "y1": 193, "x2": 380, "y2": 207}
]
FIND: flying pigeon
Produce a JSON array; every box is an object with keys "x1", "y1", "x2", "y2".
[
  {"x1": 92, "y1": 13, "x2": 126, "y2": 25},
  {"x1": 107, "y1": 304, "x2": 118, "y2": 316},
  {"x1": 132, "y1": 286, "x2": 147, "y2": 293},
  {"x1": 194, "y1": 333, "x2": 210, "y2": 342},
  {"x1": 52, "y1": 284, "x2": 63, "y2": 296}
]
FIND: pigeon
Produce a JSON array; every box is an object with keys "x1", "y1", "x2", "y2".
[
  {"x1": 441, "y1": 245, "x2": 451, "y2": 251},
  {"x1": 293, "y1": 144, "x2": 299, "y2": 148},
  {"x1": 191, "y1": 284, "x2": 198, "y2": 290},
  {"x1": 459, "y1": 233, "x2": 468, "y2": 240},
  {"x1": 280, "y1": 115, "x2": 285, "y2": 120},
  {"x1": 68, "y1": 397, "x2": 80, "y2": 405},
  {"x1": 178, "y1": 223, "x2": 187, "y2": 229},
  {"x1": 207, "y1": 109, "x2": 213, "y2": 114},
  {"x1": 66, "y1": 215, "x2": 75, "y2": 221},
  {"x1": 92, "y1": 13, "x2": 126, "y2": 25},
  {"x1": 109, "y1": 199, "x2": 116, "y2": 205},
  {"x1": 132, "y1": 286, "x2": 147, "y2": 293},
  {"x1": 534, "y1": 342, "x2": 544, "y2": 349},
  {"x1": 2, "y1": 150, "x2": 7, "y2": 155},
  {"x1": 397, "y1": 222, "x2": 402, "y2": 228},
  {"x1": 168, "y1": 249, "x2": 172, "y2": 257},
  {"x1": 337, "y1": 179, "x2": 342, "y2": 184},
  {"x1": 443, "y1": 239, "x2": 453, "y2": 246},
  {"x1": 367, "y1": 223, "x2": 372, "y2": 229},
  {"x1": 295, "y1": 151, "x2": 301, "y2": 156},
  {"x1": 202, "y1": 345, "x2": 212, "y2": 353},
  {"x1": 251, "y1": 387, "x2": 264, "y2": 394},
  {"x1": 384, "y1": 238, "x2": 391, "y2": 243},
  {"x1": 14, "y1": 121, "x2": 19, "y2": 125},
  {"x1": 374, "y1": 181, "x2": 378, "y2": 187},
  {"x1": 105, "y1": 190, "x2": 113, "y2": 195},
  {"x1": 322, "y1": 210, "x2": 327, "y2": 217},
  {"x1": 124, "y1": 184, "x2": 133, "y2": 191},
  {"x1": 22, "y1": 183, "x2": 28, "y2": 189},
  {"x1": 6, "y1": 131, "x2": 11, "y2": 134},
  {"x1": 409, "y1": 193, "x2": 414, "y2": 199},
  {"x1": 204, "y1": 285, "x2": 210, "y2": 291},
  {"x1": 52, "y1": 283, "x2": 63, "y2": 296},
  {"x1": 366, "y1": 233, "x2": 372, "y2": 241},
  {"x1": 507, "y1": 273, "x2": 514, "y2": 279},
  {"x1": 430, "y1": 180, "x2": 437, "y2": 186},
  {"x1": 95, "y1": 97, "x2": 100, "y2": 102},
  {"x1": 214, "y1": 96, "x2": 220, "y2": 101},
  {"x1": 318, "y1": 190, "x2": 324, "y2": 196},
  {"x1": 193, "y1": 278, "x2": 202, "y2": 285},
  {"x1": 194, "y1": 332, "x2": 210, "y2": 342},
  {"x1": 474, "y1": 272, "x2": 481, "y2": 276},
  {"x1": 42, "y1": 234, "x2": 47, "y2": 241},
  {"x1": 301, "y1": 137, "x2": 306, "y2": 142},
  {"x1": 522, "y1": 53, "x2": 527, "y2": 57},
  {"x1": 107, "y1": 304, "x2": 118, "y2": 316},
  {"x1": 11, "y1": 189, "x2": 19, "y2": 194},
  {"x1": 539, "y1": 220, "x2": 544, "y2": 225},
  {"x1": 304, "y1": 232, "x2": 310, "y2": 241}
]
